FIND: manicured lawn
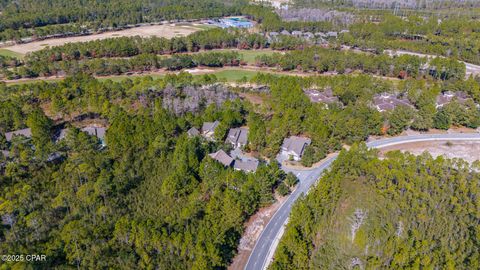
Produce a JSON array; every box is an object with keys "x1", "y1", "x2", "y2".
[
  {"x1": 208, "y1": 69, "x2": 259, "y2": 81},
  {"x1": 0, "y1": 49, "x2": 24, "y2": 59},
  {"x1": 213, "y1": 49, "x2": 277, "y2": 64}
]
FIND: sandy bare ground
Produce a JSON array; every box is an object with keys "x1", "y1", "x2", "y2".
[
  {"x1": 379, "y1": 140, "x2": 480, "y2": 163},
  {"x1": 229, "y1": 195, "x2": 288, "y2": 270},
  {"x1": 4, "y1": 24, "x2": 201, "y2": 55}
]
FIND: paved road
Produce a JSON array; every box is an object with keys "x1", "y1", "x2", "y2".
[{"x1": 245, "y1": 133, "x2": 480, "y2": 270}]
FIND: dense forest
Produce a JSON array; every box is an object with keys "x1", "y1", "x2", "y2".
[
  {"x1": 270, "y1": 144, "x2": 480, "y2": 269},
  {"x1": 0, "y1": 73, "x2": 293, "y2": 269},
  {"x1": 1, "y1": 71, "x2": 479, "y2": 267}
]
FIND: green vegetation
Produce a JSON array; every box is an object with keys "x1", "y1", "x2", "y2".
[
  {"x1": 0, "y1": 48, "x2": 23, "y2": 59},
  {"x1": 271, "y1": 144, "x2": 480, "y2": 269},
  {"x1": 0, "y1": 73, "x2": 291, "y2": 269}
]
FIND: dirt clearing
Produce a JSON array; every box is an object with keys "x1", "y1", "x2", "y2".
[
  {"x1": 4, "y1": 24, "x2": 202, "y2": 55},
  {"x1": 379, "y1": 140, "x2": 480, "y2": 163}
]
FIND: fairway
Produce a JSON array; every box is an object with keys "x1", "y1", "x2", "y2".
[
  {"x1": 0, "y1": 48, "x2": 24, "y2": 59},
  {"x1": 214, "y1": 49, "x2": 277, "y2": 64}
]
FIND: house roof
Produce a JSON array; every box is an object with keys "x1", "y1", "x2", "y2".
[
  {"x1": 202, "y1": 120, "x2": 220, "y2": 134},
  {"x1": 225, "y1": 127, "x2": 248, "y2": 146},
  {"x1": 234, "y1": 158, "x2": 259, "y2": 172},
  {"x1": 56, "y1": 128, "x2": 68, "y2": 141},
  {"x1": 373, "y1": 92, "x2": 413, "y2": 112},
  {"x1": 281, "y1": 136, "x2": 311, "y2": 157},
  {"x1": 187, "y1": 127, "x2": 200, "y2": 136},
  {"x1": 436, "y1": 91, "x2": 471, "y2": 107},
  {"x1": 304, "y1": 89, "x2": 339, "y2": 104},
  {"x1": 209, "y1": 150, "x2": 234, "y2": 167},
  {"x1": 1, "y1": 150, "x2": 10, "y2": 158},
  {"x1": 5, "y1": 128, "x2": 32, "y2": 142},
  {"x1": 81, "y1": 126, "x2": 107, "y2": 139}
]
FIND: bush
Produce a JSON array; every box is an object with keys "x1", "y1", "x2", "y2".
[{"x1": 276, "y1": 182, "x2": 290, "y2": 196}]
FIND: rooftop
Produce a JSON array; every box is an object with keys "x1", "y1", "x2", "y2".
[
  {"x1": 436, "y1": 91, "x2": 471, "y2": 108},
  {"x1": 226, "y1": 127, "x2": 248, "y2": 147},
  {"x1": 281, "y1": 136, "x2": 312, "y2": 156},
  {"x1": 304, "y1": 88, "x2": 339, "y2": 104},
  {"x1": 209, "y1": 149, "x2": 234, "y2": 167},
  {"x1": 373, "y1": 92, "x2": 413, "y2": 112},
  {"x1": 234, "y1": 158, "x2": 259, "y2": 173},
  {"x1": 202, "y1": 121, "x2": 220, "y2": 134},
  {"x1": 5, "y1": 128, "x2": 32, "y2": 142}
]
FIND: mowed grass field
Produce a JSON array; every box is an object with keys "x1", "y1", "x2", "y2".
[
  {"x1": 215, "y1": 49, "x2": 277, "y2": 64},
  {"x1": 0, "y1": 48, "x2": 24, "y2": 59}
]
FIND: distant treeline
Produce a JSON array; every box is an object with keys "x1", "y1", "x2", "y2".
[
  {"x1": 0, "y1": 0, "x2": 249, "y2": 41},
  {"x1": 3, "y1": 51, "x2": 241, "y2": 79},
  {"x1": 255, "y1": 48, "x2": 466, "y2": 81}
]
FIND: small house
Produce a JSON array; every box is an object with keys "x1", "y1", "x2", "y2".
[
  {"x1": 225, "y1": 127, "x2": 248, "y2": 148},
  {"x1": 187, "y1": 127, "x2": 200, "y2": 137},
  {"x1": 234, "y1": 158, "x2": 259, "y2": 173},
  {"x1": 5, "y1": 128, "x2": 32, "y2": 142},
  {"x1": 209, "y1": 150, "x2": 234, "y2": 167},
  {"x1": 280, "y1": 136, "x2": 311, "y2": 161},
  {"x1": 202, "y1": 121, "x2": 220, "y2": 139}
]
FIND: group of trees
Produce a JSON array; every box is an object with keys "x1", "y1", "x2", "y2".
[
  {"x1": 255, "y1": 47, "x2": 466, "y2": 81},
  {"x1": 341, "y1": 14, "x2": 480, "y2": 65},
  {"x1": 0, "y1": 73, "x2": 297, "y2": 269},
  {"x1": 271, "y1": 144, "x2": 480, "y2": 269},
  {"x1": 0, "y1": 0, "x2": 250, "y2": 41},
  {"x1": 3, "y1": 51, "x2": 242, "y2": 79}
]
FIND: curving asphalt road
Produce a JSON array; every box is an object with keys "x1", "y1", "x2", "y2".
[{"x1": 245, "y1": 133, "x2": 480, "y2": 270}]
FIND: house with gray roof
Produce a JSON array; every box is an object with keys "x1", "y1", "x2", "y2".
[
  {"x1": 304, "y1": 88, "x2": 340, "y2": 106},
  {"x1": 209, "y1": 149, "x2": 234, "y2": 167},
  {"x1": 225, "y1": 127, "x2": 248, "y2": 148},
  {"x1": 1, "y1": 150, "x2": 10, "y2": 159},
  {"x1": 436, "y1": 91, "x2": 471, "y2": 108},
  {"x1": 280, "y1": 136, "x2": 311, "y2": 161},
  {"x1": 5, "y1": 128, "x2": 32, "y2": 142},
  {"x1": 373, "y1": 92, "x2": 414, "y2": 112},
  {"x1": 81, "y1": 126, "x2": 107, "y2": 146},
  {"x1": 202, "y1": 120, "x2": 220, "y2": 139},
  {"x1": 55, "y1": 128, "x2": 69, "y2": 142},
  {"x1": 187, "y1": 127, "x2": 200, "y2": 137},
  {"x1": 234, "y1": 158, "x2": 259, "y2": 173},
  {"x1": 326, "y1": 31, "x2": 338, "y2": 38}
]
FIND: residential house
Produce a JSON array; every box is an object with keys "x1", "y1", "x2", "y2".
[
  {"x1": 234, "y1": 158, "x2": 259, "y2": 173},
  {"x1": 187, "y1": 127, "x2": 200, "y2": 137},
  {"x1": 436, "y1": 91, "x2": 471, "y2": 108},
  {"x1": 81, "y1": 126, "x2": 107, "y2": 146},
  {"x1": 225, "y1": 127, "x2": 248, "y2": 148},
  {"x1": 373, "y1": 92, "x2": 414, "y2": 112},
  {"x1": 280, "y1": 136, "x2": 311, "y2": 161},
  {"x1": 304, "y1": 88, "x2": 340, "y2": 106},
  {"x1": 55, "y1": 128, "x2": 69, "y2": 142},
  {"x1": 5, "y1": 128, "x2": 32, "y2": 142},
  {"x1": 291, "y1": 30, "x2": 303, "y2": 37},
  {"x1": 209, "y1": 150, "x2": 234, "y2": 167},
  {"x1": 326, "y1": 31, "x2": 338, "y2": 38},
  {"x1": 1, "y1": 150, "x2": 10, "y2": 159},
  {"x1": 202, "y1": 120, "x2": 220, "y2": 139}
]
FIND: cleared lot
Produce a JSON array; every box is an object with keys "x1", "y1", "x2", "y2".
[{"x1": 3, "y1": 24, "x2": 203, "y2": 55}]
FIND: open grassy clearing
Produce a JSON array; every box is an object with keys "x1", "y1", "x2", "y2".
[
  {"x1": 0, "y1": 48, "x2": 24, "y2": 59},
  {"x1": 2, "y1": 24, "x2": 205, "y2": 55}
]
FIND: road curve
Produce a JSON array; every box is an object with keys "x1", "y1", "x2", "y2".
[{"x1": 245, "y1": 133, "x2": 480, "y2": 270}]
